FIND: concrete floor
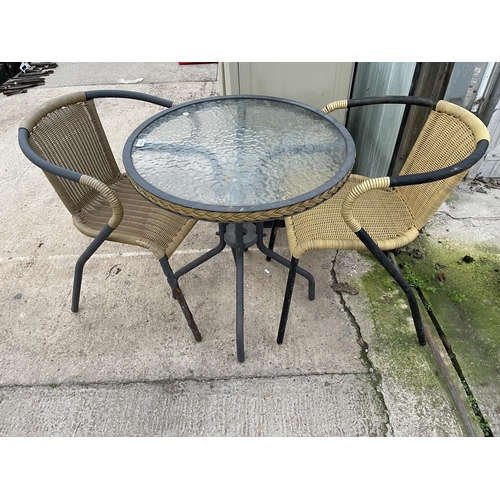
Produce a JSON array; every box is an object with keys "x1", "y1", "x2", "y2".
[{"x1": 1, "y1": 62, "x2": 499, "y2": 437}]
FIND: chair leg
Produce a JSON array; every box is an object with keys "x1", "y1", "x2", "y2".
[
  {"x1": 266, "y1": 220, "x2": 280, "y2": 261},
  {"x1": 72, "y1": 258, "x2": 85, "y2": 313},
  {"x1": 72, "y1": 225, "x2": 115, "y2": 312},
  {"x1": 277, "y1": 256, "x2": 299, "y2": 344},
  {"x1": 256, "y1": 222, "x2": 315, "y2": 301},
  {"x1": 355, "y1": 228, "x2": 426, "y2": 346},
  {"x1": 159, "y1": 255, "x2": 202, "y2": 342}
]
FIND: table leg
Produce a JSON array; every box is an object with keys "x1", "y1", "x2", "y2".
[
  {"x1": 234, "y1": 222, "x2": 245, "y2": 362},
  {"x1": 174, "y1": 223, "x2": 228, "y2": 280}
]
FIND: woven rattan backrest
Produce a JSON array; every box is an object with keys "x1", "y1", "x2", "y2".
[
  {"x1": 28, "y1": 99, "x2": 121, "y2": 215},
  {"x1": 397, "y1": 103, "x2": 477, "y2": 228}
]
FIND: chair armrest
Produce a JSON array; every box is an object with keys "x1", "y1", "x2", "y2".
[
  {"x1": 341, "y1": 177, "x2": 391, "y2": 233},
  {"x1": 322, "y1": 100, "x2": 349, "y2": 114},
  {"x1": 389, "y1": 138, "x2": 490, "y2": 187},
  {"x1": 18, "y1": 128, "x2": 124, "y2": 229},
  {"x1": 79, "y1": 175, "x2": 124, "y2": 229},
  {"x1": 84, "y1": 89, "x2": 173, "y2": 108},
  {"x1": 340, "y1": 139, "x2": 490, "y2": 234},
  {"x1": 323, "y1": 96, "x2": 437, "y2": 115}
]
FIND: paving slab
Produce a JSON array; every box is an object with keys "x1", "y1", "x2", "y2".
[
  {"x1": 0, "y1": 225, "x2": 363, "y2": 384},
  {"x1": 0, "y1": 374, "x2": 388, "y2": 437}
]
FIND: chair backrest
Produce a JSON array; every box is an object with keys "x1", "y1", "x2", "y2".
[
  {"x1": 22, "y1": 92, "x2": 121, "y2": 216},
  {"x1": 397, "y1": 100, "x2": 489, "y2": 229}
]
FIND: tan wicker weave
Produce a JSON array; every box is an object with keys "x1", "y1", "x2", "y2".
[
  {"x1": 285, "y1": 99, "x2": 490, "y2": 259},
  {"x1": 19, "y1": 91, "x2": 201, "y2": 341},
  {"x1": 23, "y1": 94, "x2": 197, "y2": 260}
]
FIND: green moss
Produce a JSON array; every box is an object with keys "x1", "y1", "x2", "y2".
[
  {"x1": 356, "y1": 255, "x2": 448, "y2": 393},
  {"x1": 395, "y1": 235, "x2": 500, "y2": 436},
  {"x1": 445, "y1": 192, "x2": 460, "y2": 204},
  {"x1": 397, "y1": 236, "x2": 500, "y2": 378},
  {"x1": 345, "y1": 230, "x2": 500, "y2": 435}
]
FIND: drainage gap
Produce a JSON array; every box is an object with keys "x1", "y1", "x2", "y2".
[{"x1": 416, "y1": 287, "x2": 493, "y2": 437}]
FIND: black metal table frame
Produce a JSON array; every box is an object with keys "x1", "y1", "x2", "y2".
[
  {"x1": 171, "y1": 220, "x2": 315, "y2": 362},
  {"x1": 123, "y1": 95, "x2": 356, "y2": 363}
]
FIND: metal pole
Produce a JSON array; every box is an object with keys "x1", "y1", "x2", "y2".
[
  {"x1": 174, "y1": 223, "x2": 228, "y2": 280},
  {"x1": 256, "y1": 222, "x2": 315, "y2": 300},
  {"x1": 277, "y1": 256, "x2": 299, "y2": 345},
  {"x1": 234, "y1": 222, "x2": 245, "y2": 362}
]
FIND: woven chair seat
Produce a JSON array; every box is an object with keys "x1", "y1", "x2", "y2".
[
  {"x1": 286, "y1": 174, "x2": 418, "y2": 259},
  {"x1": 285, "y1": 101, "x2": 487, "y2": 260},
  {"x1": 73, "y1": 173, "x2": 196, "y2": 260}
]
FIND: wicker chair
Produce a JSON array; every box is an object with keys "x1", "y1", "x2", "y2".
[
  {"x1": 18, "y1": 90, "x2": 202, "y2": 342},
  {"x1": 271, "y1": 96, "x2": 490, "y2": 347}
]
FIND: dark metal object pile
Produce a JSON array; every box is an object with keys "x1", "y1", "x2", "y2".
[{"x1": 1, "y1": 63, "x2": 58, "y2": 96}]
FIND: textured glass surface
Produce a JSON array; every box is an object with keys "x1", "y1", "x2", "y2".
[{"x1": 131, "y1": 98, "x2": 348, "y2": 208}]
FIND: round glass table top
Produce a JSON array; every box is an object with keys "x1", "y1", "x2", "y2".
[{"x1": 123, "y1": 95, "x2": 355, "y2": 217}]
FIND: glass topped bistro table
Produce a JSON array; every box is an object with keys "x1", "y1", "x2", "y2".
[{"x1": 123, "y1": 95, "x2": 356, "y2": 362}]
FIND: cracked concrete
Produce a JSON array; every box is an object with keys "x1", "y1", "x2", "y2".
[
  {"x1": 332, "y1": 250, "x2": 473, "y2": 436},
  {"x1": 331, "y1": 255, "x2": 391, "y2": 435},
  {"x1": 1, "y1": 62, "x2": 498, "y2": 437}
]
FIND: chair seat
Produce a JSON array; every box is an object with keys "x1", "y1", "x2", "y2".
[
  {"x1": 286, "y1": 174, "x2": 419, "y2": 259},
  {"x1": 73, "y1": 173, "x2": 197, "y2": 259}
]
